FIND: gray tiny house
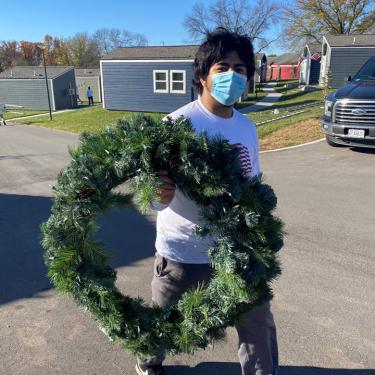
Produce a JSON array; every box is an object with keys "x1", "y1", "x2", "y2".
[
  {"x1": 319, "y1": 34, "x2": 375, "y2": 88},
  {"x1": 100, "y1": 45, "x2": 199, "y2": 113},
  {"x1": 75, "y1": 68, "x2": 102, "y2": 102},
  {"x1": 0, "y1": 66, "x2": 77, "y2": 110}
]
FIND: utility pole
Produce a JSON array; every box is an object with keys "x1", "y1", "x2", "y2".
[{"x1": 41, "y1": 47, "x2": 53, "y2": 120}]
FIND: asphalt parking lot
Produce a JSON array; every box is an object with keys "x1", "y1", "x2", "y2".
[{"x1": 0, "y1": 124, "x2": 374, "y2": 375}]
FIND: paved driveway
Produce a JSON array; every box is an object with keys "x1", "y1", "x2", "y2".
[{"x1": 0, "y1": 124, "x2": 374, "y2": 375}]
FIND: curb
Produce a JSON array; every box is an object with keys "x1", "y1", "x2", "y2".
[{"x1": 260, "y1": 138, "x2": 325, "y2": 154}]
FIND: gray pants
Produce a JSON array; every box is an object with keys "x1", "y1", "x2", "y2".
[{"x1": 141, "y1": 253, "x2": 279, "y2": 375}]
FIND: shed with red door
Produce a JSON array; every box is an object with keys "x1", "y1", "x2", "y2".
[{"x1": 267, "y1": 53, "x2": 301, "y2": 81}]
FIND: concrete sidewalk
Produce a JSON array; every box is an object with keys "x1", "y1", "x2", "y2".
[
  {"x1": 239, "y1": 82, "x2": 282, "y2": 114},
  {"x1": 5, "y1": 105, "x2": 96, "y2": 123}
]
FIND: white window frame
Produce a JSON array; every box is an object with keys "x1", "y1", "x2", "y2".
[
  {"x1": 153, "y1": 70, "x2": 169, "y2": 93},
  {"x1": 170, "y1": 70, "x2": 186, "y2": 94}
]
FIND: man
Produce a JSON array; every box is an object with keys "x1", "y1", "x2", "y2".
[
  {"x1": 86, "y1": 86, "x2": 94, "y2": 105},
  {"x1": 136, "y1": 28, "x2": 278, "y2": 375}
]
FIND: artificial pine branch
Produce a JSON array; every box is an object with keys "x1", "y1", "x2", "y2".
[{"x1": 41, "y1": 114, "x2": 283, "y2": 358}]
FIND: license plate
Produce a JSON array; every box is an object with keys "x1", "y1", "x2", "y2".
[{"x1": 348, "y1": 129, "x2": 365, "y2": 138}]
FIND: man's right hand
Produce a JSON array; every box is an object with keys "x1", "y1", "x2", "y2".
[{"x1": 156, "y1": 170, "x2": 176, "y2": 205}]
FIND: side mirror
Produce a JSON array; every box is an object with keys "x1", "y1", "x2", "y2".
[{"x1": 345, "y1": 75, "x2": 352, "y2": 82}]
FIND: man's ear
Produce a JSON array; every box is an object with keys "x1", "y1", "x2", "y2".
[{"x1": 200, "y1": 76, "x2": 207, "y2": 90}]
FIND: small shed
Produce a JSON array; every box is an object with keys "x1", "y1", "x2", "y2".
[
  {"x1": 255, "y1": 53, "x2": 268, "y2": 82},
  {"x1": 247, "y1": 53, "x2": 268, "y2": 94},
  {"x1": 267, "y1": 53, "x2": 301, "y2": 81},
  {"x1": 75, "y1": 68, "x2": 102, "y2": 102},
  {"x1": 299, "y1": 43, "x2": 321, "y2": 85},
  {"x1": 0, "y1": 66, "x2": 77, "y2": 110},
  {"x1": 319, "y1": 34, "x2": 375, "y2": 88},
  {"x1": 100, "y1": 45, "x2": 200, "y2": 113}
]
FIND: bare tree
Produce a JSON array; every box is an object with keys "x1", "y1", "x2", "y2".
[
  {"x1": 283, "y1": 0, "x2": 375, "y2": 48},
  {"x1": 93, "y1": 28, "x2": 148, "y2": 56},
  {"x1": 183, "y1": 0, "x2": 281, "y2": 51}
]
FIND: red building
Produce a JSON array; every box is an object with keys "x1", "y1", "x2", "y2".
[{"x1": 267, "y1": 53, "x2": 301, "y2": 81}]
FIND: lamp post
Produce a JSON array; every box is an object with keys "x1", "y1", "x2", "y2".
[{"x1": 40, "y1": 46, "x2": 52, "y2": 120}]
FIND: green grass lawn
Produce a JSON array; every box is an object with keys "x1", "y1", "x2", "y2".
[
  {"x1": 234, "y1": 84, "x2": 268, "y2": 110},
  {"x1": 10, "y1": 87, "x2": 327, "y2": 147},
  {"x1": 12, "y1": 105, "x2": 165, "y2": 133},
  {"x1": 235, "y1": 90, "x2": 268, "y2": 109},
  {"x1": 249, "y1": 88, "x2": 325, "y2": 139},
  {"x1": 256, "y1": 106, "x2": 323, "y2": 139},
  {"x1": 272, "y1": 79, "x2": 300, "y2": 93},
  {"x1": 4, "y1": 109, "x2": 48, "y2": 120}
]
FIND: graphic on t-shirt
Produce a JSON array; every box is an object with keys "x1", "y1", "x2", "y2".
[{"x1": 233, "y1": 143, "x2": 252, "y2": 177}]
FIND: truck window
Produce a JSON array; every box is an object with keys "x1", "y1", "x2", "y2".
[{"x1": 353, "y1": 56, "x2": 375, "y2": 81}]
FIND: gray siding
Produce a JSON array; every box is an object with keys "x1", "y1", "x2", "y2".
[
  {"x1": 329, "y1": 48, "x2": 375, "y2": 88},
  {"x1": 102, "y1": 61, "x2": 196, "y2": 113},
  {"x1": 0, "y1": 79, "x2": 54, "y2": 110},
  {"x1": 52, "y1": 69, "x2": 77, "y2": 110},
  {"x1": 76, "y1": 76, "x2": 101, "y2": 102}
]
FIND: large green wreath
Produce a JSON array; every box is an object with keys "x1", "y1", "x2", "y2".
[{"x1": 41, "y1": 114, "x2": 283, "y2": 359}]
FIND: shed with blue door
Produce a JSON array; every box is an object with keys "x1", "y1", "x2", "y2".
[
  {"x1": 100, "y1": 45, "x2": 200, "y2": 113},
  {"x1": 299, "y1": 43, "x2": 321, "y2": 85}
]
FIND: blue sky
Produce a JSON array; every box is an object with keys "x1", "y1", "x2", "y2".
[{"x1": 0, "y1": 0, "x2": 285, "y2": 54}]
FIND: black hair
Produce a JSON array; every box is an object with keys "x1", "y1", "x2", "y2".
[{"x1": 192, "y1": 27, "x2": 255, "y2": 95}]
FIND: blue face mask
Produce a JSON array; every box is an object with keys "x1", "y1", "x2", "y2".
[{"x1": 210, "y1": 71, "x2": 247, "y2": 106}]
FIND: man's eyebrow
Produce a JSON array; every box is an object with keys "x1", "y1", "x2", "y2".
[{"x1": 216, "y1": 61, "x2": 246, "y2": 67}]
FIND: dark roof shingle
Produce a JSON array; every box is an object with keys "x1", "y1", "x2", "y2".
[
  {"x1": 101, "y1": 45, "x2": 199, "y2": 60},
  {"x1": 268, "y1": 53, "x2": 300, "y2": 65},
  {"x1": 325, "y1": 34, "x2": 375, "y2": 47},
  {"x1": 0, "y1": 66, "x2": 74, "y2": 79},
  {"x1": 75, "y1": 68, "x2": 100, "y2": 77}
]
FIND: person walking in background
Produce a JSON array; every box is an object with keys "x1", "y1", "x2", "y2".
[{"x1": 87, "y1": 86, "x2": 94, "y2": 105}]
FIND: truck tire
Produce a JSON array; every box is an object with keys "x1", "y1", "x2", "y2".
[{"x1": 326, "y1": 135, "x2": 345, "y2": 147}]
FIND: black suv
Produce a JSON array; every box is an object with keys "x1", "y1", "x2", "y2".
[{"x1": 322, "y1": 56, "x2": 375, "y2": 148}]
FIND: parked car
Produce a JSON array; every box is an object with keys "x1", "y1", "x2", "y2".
[{"x1": 321, "y1": 56, "x2": 375, "y2": 148}]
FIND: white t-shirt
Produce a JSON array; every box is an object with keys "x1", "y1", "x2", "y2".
[
  {"x1": 87, "y1": 89, "x2": 94, "y2": 97},
  {"x1": 155, "y1": 97, "x2": 260, "y2": 264}
]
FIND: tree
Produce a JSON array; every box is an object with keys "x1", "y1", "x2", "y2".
[
  {"x1": 183, "y1": 0, "x2": 281, "y2": 51},
  {"x1": 57, "y1": 33, "x2": 101, "y2": 68},
  {"x1": 93, "y1": 28, "x2": 148, "y2": 56},
  {"x1": 0, "y1": 41, "x2": 20, "y2": 71},
  {"x1": 43, "y1": 34, "x2": 64, "y2": 65},
  {"x1": 18, "y1": 41, "x2": 44, "y2": 65},
  {"x1": 283, "y1": 0, "x2": 375, "y2": 48}
]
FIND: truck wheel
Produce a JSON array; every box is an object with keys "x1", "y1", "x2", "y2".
[{"x1": 326, "y1": 135, "x2": 344, "y2": 147}]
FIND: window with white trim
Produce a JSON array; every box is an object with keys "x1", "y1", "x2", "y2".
[
  {"x1": 170, "y1": 70, "x2": 186, "y2": 93},
  {"x1": 153, "y1": 70, "x2": 169, "y2": 93}
]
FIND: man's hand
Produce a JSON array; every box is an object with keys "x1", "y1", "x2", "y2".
[{"x1": 156, "y1": 170, "x2": 176, "y2": 205}]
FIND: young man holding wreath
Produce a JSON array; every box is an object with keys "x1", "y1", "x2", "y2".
[{"x1": 136, "y1": 28, "x2": 278, "y2": 375}]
